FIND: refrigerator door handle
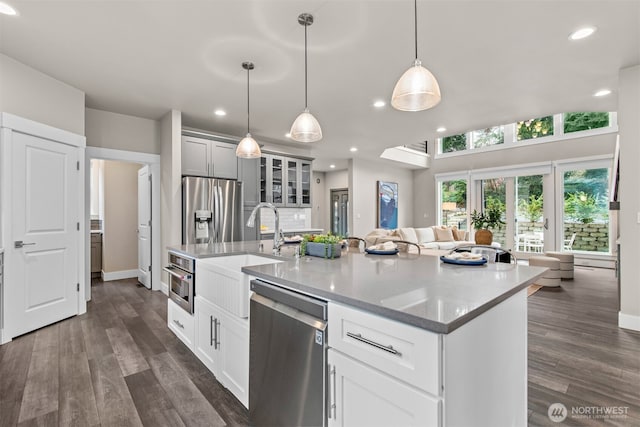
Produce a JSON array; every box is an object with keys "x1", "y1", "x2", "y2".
[
  {"x1": 216, "y1": 185, "x2": 223, "y2": 242},
  {"x1": 212, "y1": 184, "x2": 219, "y2": 242}
]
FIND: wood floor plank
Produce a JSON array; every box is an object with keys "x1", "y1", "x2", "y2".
[
  {"x1": 59, "y1": 316, "x2": 86, "y2": 356},
  {"x1": 16, "y1": 410, "x2": 58, "y2": 427},
  {"x1": 125, "y1": 369, "x2": 186, "y2": 427},
  {"x1": 59, "y1": 351, "x2": 100, "y2": 427},
  {"x1": 148, "y1": 352, "x2": 226, "y2": 427},
  {"x1": 18, "y1": 328, "x2": 59, "y2": 423},
  {"x1": 105, "y1": 326, "x2": 150, "y2": 377},
  {"x1": 191, "y1": 372, "x2": 250, "y2": 426},
  {"x1": 80, "y1": 315, "x2": 114, "y2": 361},
  {"x1": 121, "y1": 316, "x2": 167, "y2": 358},
  {"x1": 88, "y1": 353, "x2": 143, "y2": 427}
]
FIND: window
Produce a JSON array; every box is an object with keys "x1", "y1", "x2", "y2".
[
  {"x1": 472, "y1": 126, "x2": 504, "y2": 148},
  {"x1": 562, "y1": 167, "x2": 609, "y2": 253},
  {"x1": 440, "y1": 179, "x2": 467, "y2": 229},
  {"x1": 442, "y1": 133, "x2": 467, "y2": 153},
  {"x1": 564, "y1": 112, "x2": 610, "y2": 133},
  {"x1": 516, "y1": 116, "x2": 554, "y2": 141}
]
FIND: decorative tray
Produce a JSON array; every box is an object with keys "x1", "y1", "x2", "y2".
[
  {"x1": 365, "y1": 248, "x2": 400, "y2": 255},
  {"x1": 440, "y1": 255, "x2": 487, "y2": 265}
]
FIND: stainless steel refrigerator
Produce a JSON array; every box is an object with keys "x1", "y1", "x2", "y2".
[{"x1": 183, "y1": 176, "x2": 243, "y2": 244}]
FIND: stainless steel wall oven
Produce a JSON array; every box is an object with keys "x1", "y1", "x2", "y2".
[{"x1": 164, "y1": 251, "x2": 195, "y2": 314}]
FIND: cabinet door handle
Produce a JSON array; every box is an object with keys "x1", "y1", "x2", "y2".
[
  {"x1": 210, "y1": 315, "x2": 214, "y2": 346},
  {"x1": 329, "y1": 365, "x2": 337, "y2": 420},
  {"x1": 173, "y1": 319, "x2": 184, "y2": 329},
  {"x1": 346, "y1": 332, "x2": 401, "y2": 356},
  {"x1": 213, "y1": 317, "x2": 219, "y2": 349}
]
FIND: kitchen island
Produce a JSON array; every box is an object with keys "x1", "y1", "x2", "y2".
[{"x1": 167, "y1": 241, "x2": 545, "y2": 426}]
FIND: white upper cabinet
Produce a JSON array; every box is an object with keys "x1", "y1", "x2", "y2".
[{"x1": 182, "y1": 135, "x2": 238, "y2": 179}]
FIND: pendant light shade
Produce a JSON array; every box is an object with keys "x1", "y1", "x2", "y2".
[
  {"x1": 391, "y1": 0, "x2": 441, "y2": 112},
  {"x1": 236, "y1": 61, "x2": 262, "y2": 159},
  {"x1": 290, "y1": 13, "x2": 322, "y2": 143},
  {"x1": 391, "y1": 59, "x2": 441, "y2": 111}
]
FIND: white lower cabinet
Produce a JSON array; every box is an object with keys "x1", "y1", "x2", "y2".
[
  {"x1": 195, "y1": 296, "x2": 249, "y2": 408},
  {"x1": 328, "y1": 348, "x2": 440, "y2": 427},
  {"x1": 167, "y1": 298, "x2": 195, "y2": 351}
]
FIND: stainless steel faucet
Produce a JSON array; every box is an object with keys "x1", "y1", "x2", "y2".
[{"x1": 247, "y1": 202, "x2": 284, "y2": 254}]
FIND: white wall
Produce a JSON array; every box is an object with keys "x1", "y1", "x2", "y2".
[
  {"x1": 350, "y1": 158, "x2": 414, "y2": 237},
  {"x1": 0, "y1": 53, "x2": 85, "y2": 135},
  {"x1": 102, "y1": 161, "x2": 140, "y2": 274},
  {"x1": 160, "y1": 110, "x2": 182, "y2": 289},
  {"x1": 618, "y1": 65, "x2": 640, "y2": 330},
  {"x1": 85, "y1": 108, "x2": 160, "y2": 154},
  {"x1": 311, "y1": 171, "x2": 326, "y2": 231}
]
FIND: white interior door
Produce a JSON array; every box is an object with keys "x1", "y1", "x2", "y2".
[
  {"x1": 11, "y1": 132, "x2": 79, "y2": 337},
  {"x1": 137, "y1": 165, "x2": 151, "y2": 288}
]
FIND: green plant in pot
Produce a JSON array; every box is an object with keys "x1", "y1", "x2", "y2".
[{"x1": 470, "y1": 205, "x2": 505, "y2": 245}]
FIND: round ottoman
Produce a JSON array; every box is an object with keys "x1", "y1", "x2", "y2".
[
  {"x1": 545, "y1": 251, "x2": 574, "y2": 279},
  {"x1": 528, "y1": 256, "x2": 561, "y2": 287}
]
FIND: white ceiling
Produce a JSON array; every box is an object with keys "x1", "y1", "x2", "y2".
[{"x1": 1, "y1": 1, "x2": 638, "y2": 171}]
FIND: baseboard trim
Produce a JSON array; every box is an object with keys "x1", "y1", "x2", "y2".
[
  {"x1": 101, "y1": 269, "x2": 138, "y2": 282},
  {"x1": 160, "y1": 281, "x2": 169, "y2": 295},
  {"x1": 618, "y1": 312, "x2": 640, "y2": 331}
]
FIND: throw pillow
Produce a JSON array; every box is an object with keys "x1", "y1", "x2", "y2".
[
  {"x1": 415, "y1": 227, "x2": 436, "y2": 244},
  {"x1": 434, "y1": 227, "x2": 454, "y2": 242},
  {"x1": 398, "y1": 227, "x2": 419, "y2": 244}
]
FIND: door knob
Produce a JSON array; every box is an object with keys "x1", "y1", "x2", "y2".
[{"x1": 14, "y1": 241, "x2": 36, "y2": 249}]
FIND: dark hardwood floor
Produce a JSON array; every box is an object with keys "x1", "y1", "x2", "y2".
[
  {"x1": 528, "y1": 267, "x2": 640, "y2": 426},
  {"x1": 0, "y1": 278, "x2": 248, "y2": 427},
  {"x1": 0, "y1": 268, "x2": 638, "y2": 426}
]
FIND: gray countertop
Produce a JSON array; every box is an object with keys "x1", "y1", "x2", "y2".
[{"x1": 168, "y1": 241, "x2": 545, "y2": 334}]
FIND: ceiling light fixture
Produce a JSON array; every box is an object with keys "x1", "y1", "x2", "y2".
[
  {"x1": 214, "y1": 109, "x2": 226, "y2": 116},
  {"x1": 391, "y1": 0, "x2": 441, "y2": 111},
  {"x1": 285, "y1": 132, "x2": 291, "y2": 138},
  {"x1": 290, "y1": 13, "x2": 322, "y2": 143},
  {"x1": 350, "y1": 147, "x2": 358, "y2": 152},
  {"x1": 329, "y1": 164, "x2": 336, "y2": 169},
  {"x1": 0, "y1": 2, "x2": 17, "y2": 15},
  {"x1": 569, "y1": 26, "x2": 596, "y2": 41},
  {"x1": 594, "y1": 89, "x2": 611, "y2": 97},
  {"x1": 436, "y1": 127, "x2": 446, "y2": 133},
  {"x1": 235, "y1": 62, "x2": 261, "y2": 159},
  {"x1": 373, "y1": 100, "x2": 386, "y2": 108}
]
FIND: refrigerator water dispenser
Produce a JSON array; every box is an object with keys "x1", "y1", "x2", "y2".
[{"x1": 195, "y1": 209, "x2": 212, "y2": 241}]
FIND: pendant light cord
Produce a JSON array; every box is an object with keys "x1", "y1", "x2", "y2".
[
  {"x1": 246, "y1": 66, "x2": 250, "y2": 133},
  {"x1": 304, "y1": 21, "x2": 308, "y2": 109},
  {"x1": 414, "y1": 0, "x2": 418, "y2": 60}
]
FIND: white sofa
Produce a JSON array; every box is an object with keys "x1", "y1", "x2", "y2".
[{"x1": 365, "y1": 226, "x2": 500, "y2": 251}]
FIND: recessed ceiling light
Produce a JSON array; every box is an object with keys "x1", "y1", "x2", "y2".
[
  {"x1": 569, "y1": 26, "x2": 596, "y2": 41},
  {"x1": 285, "y1": 133, "x2": 291, "y2": 138},
  {"x1": 214, "y1": 109, "x2": 226, "y2": 116},
  {"x1": 594, "y1": 89, "x2": 612, "y2": 97},
  {"x1": 329, "y1": 164, "x2": 336, "y2": 169},
  {"x1": 373, "y1": 100, "x2": 385, "y2": 108},
  {"x1": 0, "y1": 2, "x2": 17, "y2": 15},
  {"x1": 350, "y1": 147, "x2": 358, "y2": 152},
  {"x1": 436, "y1": 127, "x2": 447, "y2": 133}
]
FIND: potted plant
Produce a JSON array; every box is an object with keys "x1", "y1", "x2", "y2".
[
  {"x1": 301, "y1": 233, "x2": 344, "y2": 259},
  {"x1": 470, "y1": 205, "x2": 505, "y2": 245}
]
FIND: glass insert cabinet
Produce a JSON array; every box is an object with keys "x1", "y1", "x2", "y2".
[{"x1": 260, "y1": 154, "x2": 312, "y2": 207}]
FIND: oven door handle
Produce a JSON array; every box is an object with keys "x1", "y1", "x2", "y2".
[{"x1": 163, "y1": 266, "x2": 192, "y2": 281}]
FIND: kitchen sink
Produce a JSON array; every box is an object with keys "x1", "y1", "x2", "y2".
[{"x1": 196, "y1": 255, "x2": 283, "y2": 317}]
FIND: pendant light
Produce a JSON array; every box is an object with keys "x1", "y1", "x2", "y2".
[
  {"x1": 290, "y1": 13, "x2": 322, "y2": 143},
  {"x1": 391, "y1": 0, "x2": 441, "y2": 111},
  {"x1": 236, "y1": 61, "x2": 262, "y2": 158}
]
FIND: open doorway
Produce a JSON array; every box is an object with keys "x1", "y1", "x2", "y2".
[
  {"x1": 331, "y1": 188, "x2": 349, "y2": 236},
  {"x1": 85, "y1": 147, "x2": 161, "y2": 301}
]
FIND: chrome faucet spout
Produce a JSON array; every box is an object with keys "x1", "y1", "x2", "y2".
[{"x1": 247, "y1": 202, "x2": 283, "y2": 253}]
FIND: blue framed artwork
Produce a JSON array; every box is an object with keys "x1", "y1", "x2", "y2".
[{"x1": 377, "y1": 181, "x2": 398, "y2": 229}]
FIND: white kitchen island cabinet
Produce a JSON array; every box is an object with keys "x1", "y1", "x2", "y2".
[{"x1": 327, "y1": 289, "x2": 527, "y2": 427}]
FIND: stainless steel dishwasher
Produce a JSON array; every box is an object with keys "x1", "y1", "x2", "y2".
[{"x1": 249, "y1": 279, "x2": 327, "y2": 427}]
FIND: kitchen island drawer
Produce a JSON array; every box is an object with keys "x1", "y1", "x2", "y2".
[
  {"x1": 168, "y1": 298, "x2": 195, "y2": 351},
  {"x1": 328, "y1": 302, "x2": 441, "y2": 396}
]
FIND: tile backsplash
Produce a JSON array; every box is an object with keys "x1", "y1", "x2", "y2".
[{"x1": 260, "y1": 207, "x2": 311, "y2": 231}]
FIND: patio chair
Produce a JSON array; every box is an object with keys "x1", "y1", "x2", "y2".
[{"x1": 563, "y1": 233, "x2": 576, "y2": 251}]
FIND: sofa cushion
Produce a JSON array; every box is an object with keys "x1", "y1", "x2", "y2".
[
  {"x1": 437, "y1": 241, "x2": 457, "y2": 250},
  {"x1": 415, "y1": 227, "x2": 436, "y2": 244},
  {"x1": 434, "y1": 227, "x2": 454, "y2": 242},
  {"x1": 421, "y1": 242, "x2": 441, "y2": 250},
  {"x1": 451, "y1": 227, "x2": 467, "y2": 241},
  {"x1": 398, "y1": 227, "x2": 419, "y2": 244}
]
